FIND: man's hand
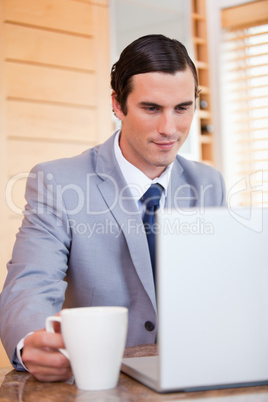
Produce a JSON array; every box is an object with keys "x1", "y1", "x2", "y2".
[{"x1": 22, "y1": 329, "x2": 72, "y2": 382}]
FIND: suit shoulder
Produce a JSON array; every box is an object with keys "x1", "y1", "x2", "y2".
[
  {"x1": 173, "y1": 155, "x2": 226, "y2": 206},
  {"x1": 175, "y1": 154, "x2": 223, "y2": 182},
  {"x1": 29, "y1": 146, "x2": 100, "y2": 176}
]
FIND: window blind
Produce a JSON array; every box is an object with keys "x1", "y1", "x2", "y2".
[{"x1": 221, "y1": 3, "x2": 268, "y2": 207}]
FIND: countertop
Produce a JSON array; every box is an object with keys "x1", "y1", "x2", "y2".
[{"x1": 1, "y1": 345, "x2": 268, "y2": 401}]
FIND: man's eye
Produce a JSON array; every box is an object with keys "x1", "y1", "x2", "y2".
[
  {"x1": 144, "y1": 106, "x2": 159, "y2": 112},
  {"x1": 176, "y1": 105, "x2": 190, "y2": 113},
  {"x1": 176, "y1": 106, "x2": 187, "y2": 112}
]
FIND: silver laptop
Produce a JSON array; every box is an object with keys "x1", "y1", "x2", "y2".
[{"x1": 121, "y1": 208, "x2": 268, "y2": 392}]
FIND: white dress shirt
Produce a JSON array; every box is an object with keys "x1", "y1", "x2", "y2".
[{"x1": 114, "y1": 130, "x2": 173, "y2": 214}]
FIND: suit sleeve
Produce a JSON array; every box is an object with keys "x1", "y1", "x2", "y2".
[{"x1": 0, "y1": 163, "x2": 71, "y2": 365}]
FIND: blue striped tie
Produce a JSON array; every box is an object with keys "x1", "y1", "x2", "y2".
[{"x1": 140, "y1": 184, "x2": 163, "y2": 281}]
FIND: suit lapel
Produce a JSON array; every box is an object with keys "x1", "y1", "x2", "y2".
[
  {"x1": 95, "y1": 134, "x2": 156, "y2": 310},
  {"x1": 166, "y1": 157, "x2": 193, "y2": 210}
]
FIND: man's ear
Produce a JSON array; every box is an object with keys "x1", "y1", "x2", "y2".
[{"x1": 111, "y1": 91, "x2": 124, "y2": 120}]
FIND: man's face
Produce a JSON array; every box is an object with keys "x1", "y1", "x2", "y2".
[{"x1": 112, "y1": 68, "x2": 196, "y2": 179}]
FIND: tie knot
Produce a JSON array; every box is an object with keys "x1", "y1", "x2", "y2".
[{"x1": 141, "y1": 183, "x2": 163, "y2": 209}]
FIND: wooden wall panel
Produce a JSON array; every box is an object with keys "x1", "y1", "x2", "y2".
[
  {"x1": 91, "y1": 4, "x2": 112, "y2": 142},
  {"x1": 8, "y1": 140, "x2": 90, "y2": 176},
  {"x1": 73, "y1": 0, "x2": 108, "y2": 6},
  {"x1": 5, "y1": 0, "x2": 94, "y2": 36},
  {"x1": 0, "y1": 0, "x2": 10, "y2": 368},
  {"x1": 7, "y1": 101, "x2": 97, "y2": 143},
  {"x1": 222, "y1": 0, "x2": 268, "y2": 29},
  {"x1": 5, "y1": 23, "x2": 95, "y2": 71},
  {"x1": 6, "y1": 176, "x2": 29, "y2": 217},
  {"x1": 7, "y1": 62, "x2": 96, "y2": 106}
]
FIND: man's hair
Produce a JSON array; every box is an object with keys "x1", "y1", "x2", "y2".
[{"x1": 111, "y1": 34, "x2": 199, "y2": 115}]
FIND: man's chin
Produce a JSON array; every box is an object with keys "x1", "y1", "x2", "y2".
[{"x1": 153, "y1": 155, "x2": 177, "y2": 168}]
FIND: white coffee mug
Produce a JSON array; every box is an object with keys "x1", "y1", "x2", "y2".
[{"x1": 46, "y1": 306, "x2": 128, "y2": 391}]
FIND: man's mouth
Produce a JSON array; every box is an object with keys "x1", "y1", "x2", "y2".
[{"x1": 153, "y1": 141, "x2": 177, "y2": 150}]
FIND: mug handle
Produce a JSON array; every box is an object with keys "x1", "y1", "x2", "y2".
[{"x1": 45, "y1": 316, "x2": 70, "y2": 359}]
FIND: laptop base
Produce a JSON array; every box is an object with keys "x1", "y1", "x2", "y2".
[{"x1": 121, "y1": 356, "x2": 268, "y2": 394}]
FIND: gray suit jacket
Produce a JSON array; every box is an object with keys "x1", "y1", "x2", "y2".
[{"x1": 0, "y1": 133, "x2": 226, "y2": 366}]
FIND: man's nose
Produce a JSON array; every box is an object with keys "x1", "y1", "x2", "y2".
[{"x1": 157, "y1": 111, "x2": 176, "y2": 136}]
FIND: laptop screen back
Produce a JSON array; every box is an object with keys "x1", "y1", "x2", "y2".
[{"x1": 156, "y1": 208, "x2": 268, "y2": 390}]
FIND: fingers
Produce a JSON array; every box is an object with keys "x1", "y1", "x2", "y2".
[
  {"x1": 53, "y1": 320, "x2": 62, "y2": 334},
  {"x1": 22, "y1": 329, "x2": 72, "y2": 382}
]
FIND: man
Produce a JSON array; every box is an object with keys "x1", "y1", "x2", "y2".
[{"x1": 0, "y1": 34, "x2": 225, "y2": 382}]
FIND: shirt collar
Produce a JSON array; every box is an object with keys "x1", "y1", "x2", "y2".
[{"x1": 114, "y1": 130, "x2": 173, "y2": 202}]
